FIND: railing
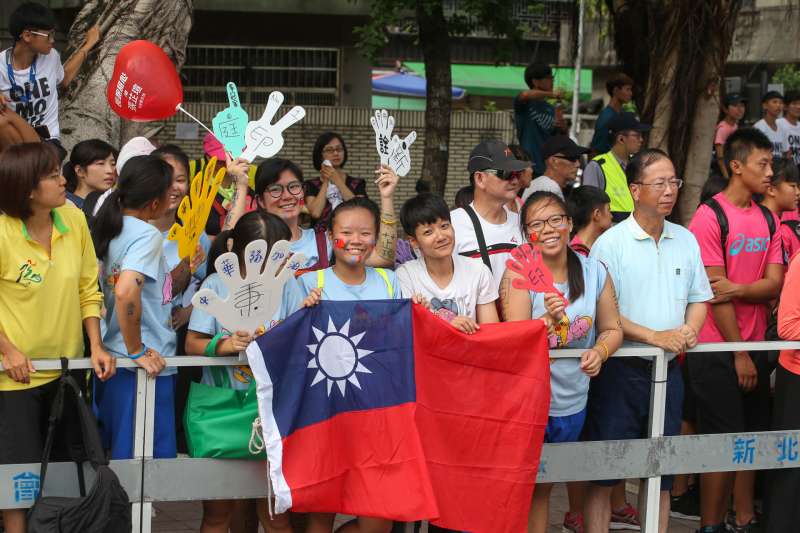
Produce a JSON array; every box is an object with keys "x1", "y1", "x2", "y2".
[{"x1": 2, "y1": 341, "x2": 799, "y2": 533}]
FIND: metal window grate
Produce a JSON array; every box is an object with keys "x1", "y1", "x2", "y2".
[{"x1": 182, "y1": 45, "x2": 339, "y2": 105}]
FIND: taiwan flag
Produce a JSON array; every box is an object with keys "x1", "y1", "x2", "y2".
[{"x1": 246, "y1": 300, "x2": 550, "y2": 532}]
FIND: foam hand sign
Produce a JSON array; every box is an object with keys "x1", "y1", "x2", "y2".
[
  {"x1": 167, "y1": 157, "x2": 225, "y2": 263},
  {"x1": 191, "y1": 240, "x2": 306, "y2": 334},
  {"x1": 107, "y1": 40, "x2": 183, "y2": 121},
  {"x1": 387, "y1": 131, "x2": 417, "y2": 177},
  {"x1": 505, "y1": 243, "x2": 568, "y2": 304},
  {"x1": 370, "y1": 109, "x2": 395, "y2": 165},
  {"x1": 241, "y1": 91, "x2": 305, "y2": 162},
  {"x1": 212, "y1": 82, "x2": 249, "y2": 157}
]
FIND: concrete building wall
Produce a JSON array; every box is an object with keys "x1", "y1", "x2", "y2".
[{"x1": 151, "y1": 105, "x2": 515, "y2": 225}]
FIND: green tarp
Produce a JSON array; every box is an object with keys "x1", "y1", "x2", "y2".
[{"x1": 403, "y1": 62, "x2": 592, "y2": 100}]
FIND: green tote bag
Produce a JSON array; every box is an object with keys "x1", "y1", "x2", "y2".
[{"x1": 183, "y1": 365, "x2": 266, "y2": 459}]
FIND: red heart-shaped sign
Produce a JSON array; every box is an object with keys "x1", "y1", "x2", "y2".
[{"x1": 107, "y1": 40, "x2": 182, "y2": 122}]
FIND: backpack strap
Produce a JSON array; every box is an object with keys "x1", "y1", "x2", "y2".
[
  {"x1": 703, "y1": 198, "x2": 729, "y2": 270},
  {"x1": 375, "y1": 268, "x2": 394, "y2": 298},
  {"x1": 756, "y1": 204, "x2": 777, "y2": 237},
  {"x1": 315, "y1": 230, "x2": 330, "y2": 269},
  {"x1": 462, "y1": 205, "x2": 492, "y2": 271},
  {"x1": 783, "y1": 219, "x2": 800, "y2": 241}
]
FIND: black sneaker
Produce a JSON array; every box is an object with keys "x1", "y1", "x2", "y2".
[
  {"x1": 670, "y1": 484, "x2": 701, "y2": 521},
  {"x1": 725, "y1": 510, "x2": 762, "y2": 532}
]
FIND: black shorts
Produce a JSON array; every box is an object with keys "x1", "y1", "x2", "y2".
[
  {"x1": 0, "y1": 375, "x2": 84, "y2": 465},
  {"x1": 687, "y1": 351, "x2": 772, "y2": 435},
  {"x1": 680, "y1": 357, "x2": 696, "y2": 425},
  {"x1": 765, "y1": 364, "x2": 800, "y2": 532}
]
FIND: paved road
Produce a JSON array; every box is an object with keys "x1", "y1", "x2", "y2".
[{"x1": 151, "y1": 484, "x2": 699, "y2": 532}]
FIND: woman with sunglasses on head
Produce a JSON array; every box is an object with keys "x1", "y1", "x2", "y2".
[
  {"x1": 305, "y1": 132, "x2": 368, "y2": 232},
  {"x1": 499, "y1": 190, "x2": 622, "y2": 533},
  {"x1": 521, "y1": 135, "x2": 589, "y2": 204}
]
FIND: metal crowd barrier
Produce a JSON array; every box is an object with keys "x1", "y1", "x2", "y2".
[{"x1": 2, "y1": 341, "x2": 800, "y2": 533}]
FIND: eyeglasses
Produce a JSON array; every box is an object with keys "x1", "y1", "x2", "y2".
[
  {"x1": 265, "y1": 181, "x2": 303, "y2": 198},
  {"x1": 322, "y1": 146, "x2": 344, "y2": 154},
  {"x1": 28, "y1": 30, "x2": 55, "y2": 41},
  {"x1": 525, "y1": 214, "x2": 569, "y2": 233},
  {"x1": 633, "y1": 178, "x2": 684, "y2": 191},
  {"x1": 482, "y1": 169, "x2": 517, "y2": 181}
]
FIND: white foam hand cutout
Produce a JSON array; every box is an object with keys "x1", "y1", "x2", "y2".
[
  {"x1": 241, "y1": 91, "x2": 306, "y2": 162},
  {"x1": 387, "y1": 131, "x2": 417, "y2": 177},
  {"x1": 191, "y1": 239, "x2": 306, "y2": 335},
  {"x1": 370, "y1": 109, "x2": 395, "y2": 166}
]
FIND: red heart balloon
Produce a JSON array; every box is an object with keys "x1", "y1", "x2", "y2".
[{"x1": 106, "y1": 40, "x2": 182, "y2": 122}]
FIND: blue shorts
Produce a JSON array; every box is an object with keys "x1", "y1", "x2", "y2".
[
  {"x1": 93, "y1": 370, "x2": 177, "y2": 460},
  {"x1": 545, "y1": 409, "x2": 587, "y2": 444},
  {"x1": 583, "y1": 358, "x2": 683, "y2": 490}
]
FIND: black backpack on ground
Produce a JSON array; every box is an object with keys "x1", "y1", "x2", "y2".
[{"x1": 27, "y1": 360, "x2": 131, "y2": 533}]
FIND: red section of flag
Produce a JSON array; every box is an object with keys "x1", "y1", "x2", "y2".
[
  {"x1": 413, "y1": 305, "x2": 551, "y2": 533},
  {"x1": 281, "y1": 402, "x2": 439, "y2": 520}
]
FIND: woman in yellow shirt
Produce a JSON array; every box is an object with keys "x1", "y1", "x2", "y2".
[{"x1": 0, "y1": 142, "x2": 115, "y2": 533}]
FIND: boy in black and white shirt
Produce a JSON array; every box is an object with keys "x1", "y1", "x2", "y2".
[{"x1": 0, "y1": 2, "x2": 99, "y2": 150}]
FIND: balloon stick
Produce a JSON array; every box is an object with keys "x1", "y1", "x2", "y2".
[{"x1": 175, "y1": 103, "x2": 217, "y2": 139}]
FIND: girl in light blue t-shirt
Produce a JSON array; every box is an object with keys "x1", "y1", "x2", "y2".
[
  {"x1": 91, "y1": 155, "x2": 176, "y2": 461},
  {"x1": 299, "y1": 187, "x2": 402, "y2": 533},
  {"x1": 501, "y1": 191, "x2": 623, "y2": 533},
  {"x1": 185, "y1": 210, "x2": 303, "y2": 533}
]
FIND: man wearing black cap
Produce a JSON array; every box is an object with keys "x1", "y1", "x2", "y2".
[
  {"x1": 514, "y1": 63, "x2": 566, "y2": 178},
  {"x1": 521, "y1": 135, "x2": 589, "y2": 202},
  {"x1": 714, "y1": 93, "x2": 747, "y2": 178},
  {"x1": 582, "y1": 112, "x2": 651, "y2": 223},
  {"x1": 451, "y1": 140, "x2": 531, "y2": 290},
  {"x1": 778, "y1": 90, "x2": 800, "y2": 165},
  {"x1": 754, "y1": 90, "x2": 791, "y2": 159}
]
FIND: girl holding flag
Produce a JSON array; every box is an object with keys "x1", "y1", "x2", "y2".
[
  {"x1": 186, "y1": 210, "x2": 305, "y2": 533},
  {"x1": 298, "y1": 165, "x2": 403, "y2": 533},
  {"x1": 500, "y1": 191, "x2": 623, "y2": 533}
]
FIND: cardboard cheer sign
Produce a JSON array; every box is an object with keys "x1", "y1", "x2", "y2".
[
  {"x1": 505, "y1": 243, "x2": 568, "y2": 304},
  {"x1": 167, "y1": 157, "x2": 225, "y2": 263},
  {"x1": 192, "y1": 240, "x2": 306, "y2": 334},
  {"x1": 241, "y1": 91, "x2": 305, "y2": 162},
  {"x1": 212, "y1": 82, "x2": 249, "y2": 157},
  {"x1": 370, "y1": 109, "x2": 416, "y2": 176}
]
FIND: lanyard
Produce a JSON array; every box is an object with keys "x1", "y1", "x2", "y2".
[{"x1": 5, "y1": 46, "x2": 37, "y2": 103}]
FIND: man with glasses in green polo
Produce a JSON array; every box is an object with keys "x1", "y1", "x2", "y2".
[
  {"x1": 1, "y1": 2, "x2": 100, "y2": 154},
  {"x1": 583, "y1": 112, "x2": 652, "y2": 223}
]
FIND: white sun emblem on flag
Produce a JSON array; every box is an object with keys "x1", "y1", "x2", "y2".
[{"x1": 306, "y1": 316, "x2": 374, "y2": 397}]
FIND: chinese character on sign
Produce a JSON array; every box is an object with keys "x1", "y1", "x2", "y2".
[
  {"x1": 12, "y1": 472, "x2": 40, "y2": 503},
  {"x1": 732, "y1": 437, "x2": 756, "y2": 465},
  {"x1": 233, "y1": 282, "x2": 265, "y2": 318},
  {"x1": 777, "y1": 434, "x2": 799, "y2": 462}
]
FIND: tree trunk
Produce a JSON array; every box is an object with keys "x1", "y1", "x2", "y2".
[
  {"x1": 606, "y1": 0, "x2": 742, "y2": 223},
  {"x1": 59, "y1": 0, "x2": 193, "y2": 151},
  {"x1": 416, "y1": 0, "x2": 452, "y2": 196}
]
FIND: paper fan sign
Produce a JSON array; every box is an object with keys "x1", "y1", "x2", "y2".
[
  {"x1": 212, "y1": 82, "x2": 249, "y2": 158},
  {"x1": 370, "y1": 109, "x2": 417, "y2": 177},
  {"x1": 241, "y1": 91, "x2": 306, "y2": 162},
  {"x1": 167, "y1": 157, "x2": 226, "y2": 264},
  {"x1": 505, "y1": 242, "x2": 569, "y2": 305},
  {"x1": 191, "y1": 240, "x2": 306, "y2": 334}
]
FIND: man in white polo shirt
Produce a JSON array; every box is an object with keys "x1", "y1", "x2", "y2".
[
  {"x1": 451, "y1": 140, "x2": 531, "y2": 290},
  {"x1": 583, "y1": 148, "x2": 712, "y2": 533}
]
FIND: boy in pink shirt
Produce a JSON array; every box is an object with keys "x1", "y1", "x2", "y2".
[
  {"x1": 687, "y1": 128, "x2": 784, "y2": 533},
  {"x1": 759, "y1": 159, "x2": 800, "y2": 266}
]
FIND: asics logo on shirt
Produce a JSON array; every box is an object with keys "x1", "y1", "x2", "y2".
[{"x1": 729, "y1": 233, "x2": 770, "y2": 257}]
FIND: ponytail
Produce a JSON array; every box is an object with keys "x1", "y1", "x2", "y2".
[
  {"x1": 91, "y1": 190, "x2": 123, "y2": 258},
  {"x1": 90, "y1": 155, "x2": 172, "y2": 259},
  {"x1": 63, "y1": 161, "x2": 79, "y2": 192}
]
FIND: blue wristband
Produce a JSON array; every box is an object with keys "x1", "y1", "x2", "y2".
[{"x1": 128, "y1": 345, "x2": 147, "y2": 360}]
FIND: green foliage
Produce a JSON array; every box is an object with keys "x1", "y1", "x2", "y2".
[
  {"x1": 483, "y1": 100, "x2": 498, "y2": 112},
  {"x1": 353, "y1": 0, "x2": 532, "y2": 64},
  {"x1": 772, "y1": 65, "x2": 800, "y2": 92}
]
